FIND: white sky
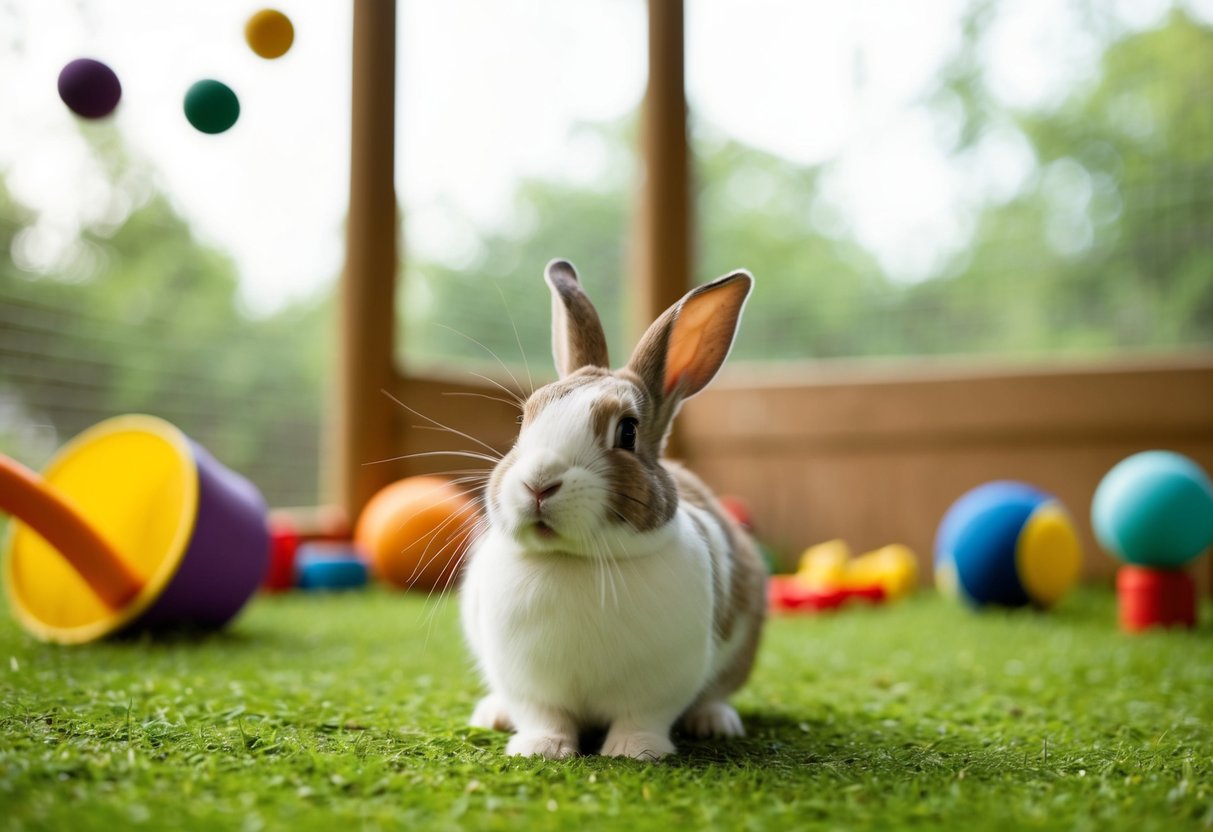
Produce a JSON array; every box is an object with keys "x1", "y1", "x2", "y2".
[{"x1": 0, "y1": 0, "x2": 1200, "y2": 314}]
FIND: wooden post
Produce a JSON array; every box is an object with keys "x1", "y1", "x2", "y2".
[
  {"x1": 335, "y1": 0, "x2": 398, "y2": 522},
  {"x1": 635, "y1": 0, "x2": 692, "y2": 456}
]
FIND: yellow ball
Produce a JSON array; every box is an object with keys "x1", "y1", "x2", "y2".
[
  {"x1": 245, "y1": 9, "x2": 294, "y2": 59},
  {"x1": 355, "y1": 477, "x2": 479, "y2": 591}
]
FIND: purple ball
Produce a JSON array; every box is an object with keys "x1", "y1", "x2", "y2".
[{"x1": 58, "y1": 58, "x2": 122, "y2": 119}]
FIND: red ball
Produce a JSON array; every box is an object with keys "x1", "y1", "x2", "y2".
[{"x1": 58, "y1": 58, "x2": 122, "y2": 119}]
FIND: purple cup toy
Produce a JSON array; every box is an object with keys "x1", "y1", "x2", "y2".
[{"x1": 2, "y1": 415, "x2": 269, "y2": 644}]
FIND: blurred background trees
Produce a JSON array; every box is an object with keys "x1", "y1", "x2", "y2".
[
  {"x1": 404, "y1": 9, "x2": 1213, "y2": 367},
  {"x1": 0, "y1": 166, "x2": 331, "y2": 505},
  {"x1": 2, "y1": 6, "x2": 1210, "y2": 506}
]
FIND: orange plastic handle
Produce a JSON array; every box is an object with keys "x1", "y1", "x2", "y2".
[{"x1": 0, "y1": 453, "x2": 142, "y2": 610}]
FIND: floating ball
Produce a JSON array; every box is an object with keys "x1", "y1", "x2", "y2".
[
  {"x1": 184, "y1": 80, "x2": 240, "y2": 134},
  {"x1": 1091, "y1": 451, "x2": 1213, "y2": 569},
  {"x1": 245, "y1": 9, "x2": 294, "y2": 59},
  {"x1": 58, "y1": 58, "x2": 122, "y2": 119},
  {"x1": 935, "y1": 481, "x2": 1081, "y2": 608},
  {"x1": 355, "y1": 477, "x2": 479, "y2": 591}
]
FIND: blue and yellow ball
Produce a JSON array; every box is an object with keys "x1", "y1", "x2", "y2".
[{"x1": 935, "y1": 481, "x2": 1081, "y2": 609}]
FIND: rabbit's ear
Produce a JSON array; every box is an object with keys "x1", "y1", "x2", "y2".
[
  {"x1": 627, "y1": 270, "x2": 752, "y2": 403},
  {"x1": 545, "y1": 259, "x2": 610, "y2": 377}
]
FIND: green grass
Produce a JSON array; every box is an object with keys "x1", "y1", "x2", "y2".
[{"x1": 2, "y1": 587, "x2": 1212, "y2": 831}]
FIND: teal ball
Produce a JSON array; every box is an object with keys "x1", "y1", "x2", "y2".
[
  {"x1": 184, "y1": 80, "x2": 240, "y2": 134},
  {"x1": 1091, "y1": 451, "x2": 1213, "y2": 568}
]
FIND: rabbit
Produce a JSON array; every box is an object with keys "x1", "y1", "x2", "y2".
[{"x1": 460, "y1": 259, "x2": 767, "y2": 761}]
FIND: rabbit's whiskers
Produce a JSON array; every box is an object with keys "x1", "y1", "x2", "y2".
[
  {"x1": 442, "y1": 390, "x2": 523, "y2": 411},
  {"x1": 435, "y1": 323, "x2": 531, "y2": 403},
  {"x1": 381, "y1": 389, "x2": 503, "y2": 459}
]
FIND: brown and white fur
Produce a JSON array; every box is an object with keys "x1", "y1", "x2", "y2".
[{"x1": 460, "y1": 259, "x2": 767, "y2": 760}]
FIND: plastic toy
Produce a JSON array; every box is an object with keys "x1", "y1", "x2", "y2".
[
  {"x1": 0, "y1": 415, "x2": 269, "y2": 644},
  {"x1": 934, "y1": 481, "x2": 1081, "y2": 609},
  {"x1": 1117, "y1": 566, "x2": 1197, "y2": 632},
  {"x1": 295, "y1": 542, "x2": 368, "y2": 591},
  {"x1": 1092, "y1": 451, "x2": 1213, "y2": 568},
  {"x1": 246, "y1": 9, "x2": 295, "y2": 59},
  {"x1": 796, "y1": 539, "x2": 918, "y2": 600},
  {"x1": 262, "y1": 508, "x2": 351, "y2": 592},
  {"x1": 1092, "y1": 451, "x2": 1213, "y2": 631},
  {"x1": 58, "y1": 58, "x2": 122, "y2": 119},
  {"x1": 768, "y1": 575, "x2": 885, "y2": 612},
  {"x1": 263, "y1": 516, "x2": 301, "y2": 591},
  {"x1": 354, "y1": 476, "x2": 479, "y2": 591},
  {"x1": 794, "y1": 538, "x2": 850, "y2": 587},
  {"x1": 769, "y1": 539, "x2": 918, "y2": 613},
  {"x1": 184, "y1": 79, "x2": 240, "y2": 134}
]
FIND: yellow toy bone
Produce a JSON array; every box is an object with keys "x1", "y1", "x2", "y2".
[
  {"x1": 796, "y1": 539, "x2": 919, "y2": 601},
  {"x1": 795, "y1": 539, "x2": 852, "y2": 590}
]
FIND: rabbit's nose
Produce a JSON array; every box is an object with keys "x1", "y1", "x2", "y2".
[{"x1": 525, "y1": 479, "x2": 563, "y2": 505}]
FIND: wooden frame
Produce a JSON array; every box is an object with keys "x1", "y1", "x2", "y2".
[
  {"x1": 336, "y1": 0, "x2": 694, "y2": 519},
  {"x1": 632, "y1": 0, "x2": 691, "y2": 338},
  {"x1": 335, "y1": 0, "x2": 400, "y2": 518}
]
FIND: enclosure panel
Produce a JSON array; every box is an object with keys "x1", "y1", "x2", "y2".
[{"x1": 682, "y1": 356, "x2": 1213, "y2": 591}]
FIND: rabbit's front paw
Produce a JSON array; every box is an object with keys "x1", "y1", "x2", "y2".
[
  {"x1": 683, "y1": 701, "x2": 744, "y2": 738},
  {"x1": 506, "y1": 732, "x2": 579, "y2": 759},
  {"x1": 469, "y1": 694, "x2": 513, "y2": 732},
  {"x1": 600, "y1": 730, "x2": 675, "y2": 761}
]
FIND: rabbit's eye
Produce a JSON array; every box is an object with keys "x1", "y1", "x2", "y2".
[{"x1": 615, "y1": 417, "x2": 639, "y2": 452}]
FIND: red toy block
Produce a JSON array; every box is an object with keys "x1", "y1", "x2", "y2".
[
  {"x1": 768, "y1": 575, "x2": 887, "y2": 613},
  {"x1": 263, "y1": 518, "x2": 301, "y2": 592},
  {"x1": 1116, "y1": 565, "x2": 1196, "y2": 632}
]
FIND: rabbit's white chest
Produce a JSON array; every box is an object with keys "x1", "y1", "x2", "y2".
[{"x1": 462, "y1": 516, "x2": 717, "y2": 723}]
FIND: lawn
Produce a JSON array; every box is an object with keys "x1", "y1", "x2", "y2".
[{"x1": 2, "y1": 585, "x2": 1211, "y2": 831}]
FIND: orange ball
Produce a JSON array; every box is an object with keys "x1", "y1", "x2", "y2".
[{"x1": 355, "y1": 476, "x2": 479, "y2": 591}]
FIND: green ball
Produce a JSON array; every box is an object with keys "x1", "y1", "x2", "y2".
[{"x1": 184, "y1": 80, "x2": 240, "y2": 134}]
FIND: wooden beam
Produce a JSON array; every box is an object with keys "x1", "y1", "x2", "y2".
[
  {"x1": 334, "y1": 0, "x2": 398, "y2": 522},
  {"x1": 683, "y1": 354, "x2": 1213, "y2": 451},
  {"x1": 635, "y1": 0, "x2": 691, "y2": 455}
]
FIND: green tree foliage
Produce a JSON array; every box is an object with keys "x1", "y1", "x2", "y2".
[
  {"x1": 402, "y1": 10, "x2": 1212, "y2": 368},
  {"x1": 400, "y1": 125, "x2": 634, "y2": 380},
  {"x1": 923, "y1": 9, "x2": 1213, "y2": 356},
  {"x1": 0, "y1": 175, "x2": 331, "y2": 506},
  {"x1": 399, "y1": 123, "x2": 892, "y2": 374},
  {"x1": 694, "y1": 133, "x2": 890, "y2": 361}
]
